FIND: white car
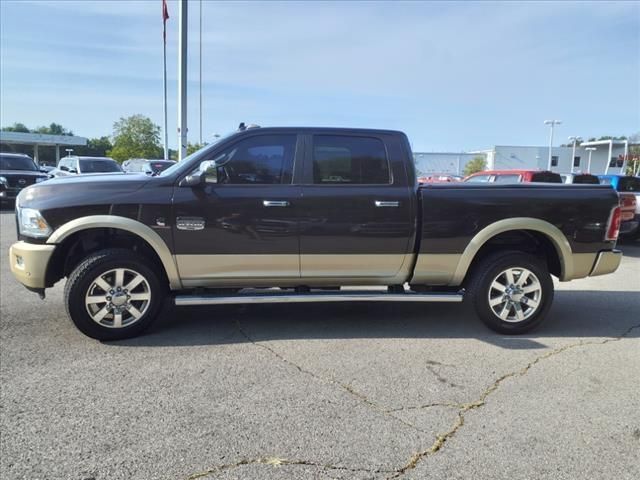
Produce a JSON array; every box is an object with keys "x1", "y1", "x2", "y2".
[{"x1": 50, "y1": 156, "x2": 123, "y2": 177}]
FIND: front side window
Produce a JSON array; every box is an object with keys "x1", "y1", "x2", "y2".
[
  {"x1": 205, "y1": 134, "x2": 296, "y2": 185},
  {"x1": 465, "y1": 174, "x2": 491, "y2": 183},
  {"x1": 493, "y1": 174, "x2": 521, "y2": 183},
  {"x1": 312, "y1": 135, "x2": 390, "y2": 184}
]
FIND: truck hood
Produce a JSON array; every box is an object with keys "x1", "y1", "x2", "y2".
[{"x1": 18, "y1": 173, "x2": 152, "y2": 211}]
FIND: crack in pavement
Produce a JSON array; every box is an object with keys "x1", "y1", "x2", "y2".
[
  {"x1": 386, "y1": 322, "x2": 640, "y2": 479},
  {"x1": 234, "y1": 319, "x2": 428, "y2": 435},
  {"x1": 185, "y1": 456, "x2": 392, "y2": 479}
]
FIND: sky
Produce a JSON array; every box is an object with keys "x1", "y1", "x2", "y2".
[{"x1": 1, "y1": 0, "x2": 639, "y2": 152}]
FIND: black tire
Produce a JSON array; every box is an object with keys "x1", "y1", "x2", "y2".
[
  {"x1": 64, "y1": 248, "x2": 166, "y2": 341},
  {"x1": 465, "y1": 251, "x2": 554, "y2": 334}
]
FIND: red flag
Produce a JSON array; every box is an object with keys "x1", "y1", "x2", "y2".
[{"x1": 162, "y1": 0, "x2": 169, "y2": 43}]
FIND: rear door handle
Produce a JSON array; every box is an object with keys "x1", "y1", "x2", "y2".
[
  {"x1": 263, "y1": 200, "x2": 290, "y2": 207},
  {"x1": 374, "y1": 201, "x2": 400, "y2": 207}
]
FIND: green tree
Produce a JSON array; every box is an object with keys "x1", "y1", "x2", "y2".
[
  {"x1": 463, "y1": 156, "x2": 487, "y2": 176},
  {"x1": 186, "y1": 142, "x2": 206, "y2": 155},
  {"x1": 107, "y1": 115, "x2": 163, "y2": 162},
  {"x1": 34, "y1": 122, "x2": 74, "y2": 136},
  {"x1": 75, "y1": 136, "x2": 113, "y2": 157},
  {"x1": 2, "y1": 122, "x2": 31, "y2": 133}
]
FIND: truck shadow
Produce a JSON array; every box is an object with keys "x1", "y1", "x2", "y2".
[{"x1": 111, "y1": 290, "x2": 640, "y2": 350}]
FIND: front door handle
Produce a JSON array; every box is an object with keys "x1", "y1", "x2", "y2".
[
  {"x1": 263, "y1": 200, "x2": 290, "y2": 207},
  {"x1": 374, "y1": 201, "x2": 400, "y2": 207}
]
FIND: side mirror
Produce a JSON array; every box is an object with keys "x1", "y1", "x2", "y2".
[
  {"x1": 179, "y1": 160, "x2": 218, "y2": 187},
  {"x1": 69, "y1": 168, "x2": 77, "y2": 174},
  {"x1": 179, "y1": 171, "x2": 205, "y2": 187}
]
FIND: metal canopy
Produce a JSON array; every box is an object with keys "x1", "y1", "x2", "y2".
[{"x1": 0, "y1": 131, "x2": 87, "y2": 146}]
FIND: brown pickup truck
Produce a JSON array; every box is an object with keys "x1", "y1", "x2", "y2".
[{"x1": 9, "y1": 126, "x2": 623, "y2": 340}]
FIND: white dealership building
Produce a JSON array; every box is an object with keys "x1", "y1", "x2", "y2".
[{"x1": 415, "y1": 139, "x2": 631, "y2": 176}]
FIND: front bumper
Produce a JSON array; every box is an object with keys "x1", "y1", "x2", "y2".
[
  {"x1": 589, "y1": 249, "x2": 622, "y2": 277},
  {"x1": 9, "y1": 241, "x2": 56, "y2": 289}
]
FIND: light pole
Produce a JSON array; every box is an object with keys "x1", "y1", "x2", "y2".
[
  {"x1": 568, "y1": 136, "x2": 582, "y2": 173},
  {"x1": 585, "y1": 147, "x2": 596, "y2": 173},
  {"x1": 544, "y1": 120, "x2": 562, "y2": 170}
]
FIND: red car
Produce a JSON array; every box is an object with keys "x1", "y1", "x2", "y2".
[{"x1": 464, "y1": 169, "x2": 563, "y2": 184}]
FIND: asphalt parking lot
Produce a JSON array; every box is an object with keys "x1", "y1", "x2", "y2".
[{"x1": 1, "y1": 209, "x2": 639, "y2": 480}]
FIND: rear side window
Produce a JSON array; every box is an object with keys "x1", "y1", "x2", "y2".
[
  {"x1": 531, "y1": 172, "x2": 562, "y2": 183},
  {"x1": 618, "y1": 177, "x2": 640, "y2": 192},
  {"x1": 312, "y1": 135, "x2": 390, "y2": 184},
  {"x1": 493, "y1": 174, "x2": 521, "y2": 184}
]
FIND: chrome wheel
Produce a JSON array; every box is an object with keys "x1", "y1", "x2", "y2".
[
  {"x1": 488, "y1": 267, "x2": 542, "y2": 323},
  {"x1": 85, "y1": 268, "x2": 151, "y2": 328}
]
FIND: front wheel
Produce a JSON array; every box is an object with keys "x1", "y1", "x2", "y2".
[
  {"x1": 64, "y1": 249, "x2": 166, "y2": 340},
  {"x1": 466, "y1": 251, "x2": 554, "y2": 334}
]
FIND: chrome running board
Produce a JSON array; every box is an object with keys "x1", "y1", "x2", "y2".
[{"x1": 174, "y1": 289, "x2": 464, "y2": 306}]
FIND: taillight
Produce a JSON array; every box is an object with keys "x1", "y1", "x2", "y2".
[
  {"x1": 619, "y1": 194, "x2": 636, "y2": 221},
  {"x1": 605, "y1": 206, "x2": 622, "y2": 241}
]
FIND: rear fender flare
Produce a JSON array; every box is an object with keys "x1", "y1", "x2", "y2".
[{"x1": 452, "y1": 217, "x2": 573, "y2": 284}]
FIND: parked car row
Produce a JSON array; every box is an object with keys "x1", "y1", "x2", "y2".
[
  {"x1": 460, "y1": 169, "x2": 640, "y2": 240},
  {"x1": 1, "y1": 153, "x2": 178, "y2": 204}
]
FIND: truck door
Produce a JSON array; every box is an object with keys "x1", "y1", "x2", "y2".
[
  {"x1": 171, "y1": 132, "x2": 302, "y2": 287},
  {"x1": 298, "y1": 132, "x2": 416, "y2": 284}
]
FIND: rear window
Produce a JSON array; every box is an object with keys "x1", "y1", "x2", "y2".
[
  {"x1": 572, "y1": 174, "x2": 600, "y2": 185},
  {"x1": 618, "y1": 177, "x2": 640, "y2": 192},
  {"x1": 312, "y1": 135, "x2": 390, "y2": 184},
  {"x1": 530, "y1": 172, "x2": 562, "y2": 183},
  {"x1": 79, "y1": 159, "x2": 122, "y2": 173},
  {"x1": 0, "y1": 155, "x2": 37, "y2": 171}
]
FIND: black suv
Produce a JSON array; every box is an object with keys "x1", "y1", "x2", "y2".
[{"x1": 0, "y1": 153, "x2": 48, "y2": 203}]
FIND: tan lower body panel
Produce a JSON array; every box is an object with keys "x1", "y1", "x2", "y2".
[
  {"x1": 411, "y1": 254, "x2": 462, "y2": 285},
  {"x1": 176, "y1": 253, "x2": 413, "y2": 288},
  {"x1": 176, "y1": 254, "x2": 299, "y2": 287}
]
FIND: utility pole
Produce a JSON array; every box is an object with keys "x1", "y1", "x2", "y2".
[
  {"x1": 544, "y1": 120, "x2": 562, "y2": 170},
  {"x1": 177, "y1": 0, "x2": 188, "y2": 160},
  {"x1": 568, "y1": 136, "x2": 582, "y2": 173},
  {"x1": 585, "y1": 147, "x2": 596, "y2": 173}
]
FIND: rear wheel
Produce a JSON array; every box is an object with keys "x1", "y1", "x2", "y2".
[
  {"x1": 64, "y1": 249, "x2": 166, "y2": 340},
  {"x1": 466, "y1": 251, "x2": 554, "y2": 334}
]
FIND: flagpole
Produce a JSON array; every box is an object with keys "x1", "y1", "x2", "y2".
[
  {"x1": 199, "y1": 0, "x2": 202, "y2": 146},
  {"x1": 178, "y1": 0, "x2": 188, "y2": 161},
  {"x1": 162, "y1": 0, "x2": 169, "y2": 160},
  {"x1": 163, "y1": 32, "x2": 168, "y2": 160}
]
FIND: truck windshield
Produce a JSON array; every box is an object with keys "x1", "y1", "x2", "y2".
[
  {"x1": 0, "y1": 155, "x2": 38, "y2": 171},
  {"x1": 618, "y1": 177, "x2": 640, "y2": 192},
  {"x1": 79, "y1": 159, "x2": 122, "y2": 173}
]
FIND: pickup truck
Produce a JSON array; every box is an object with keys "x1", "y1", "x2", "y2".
[{"x1": 9, "y1": 126, "x2": 623, "y2": 340}]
